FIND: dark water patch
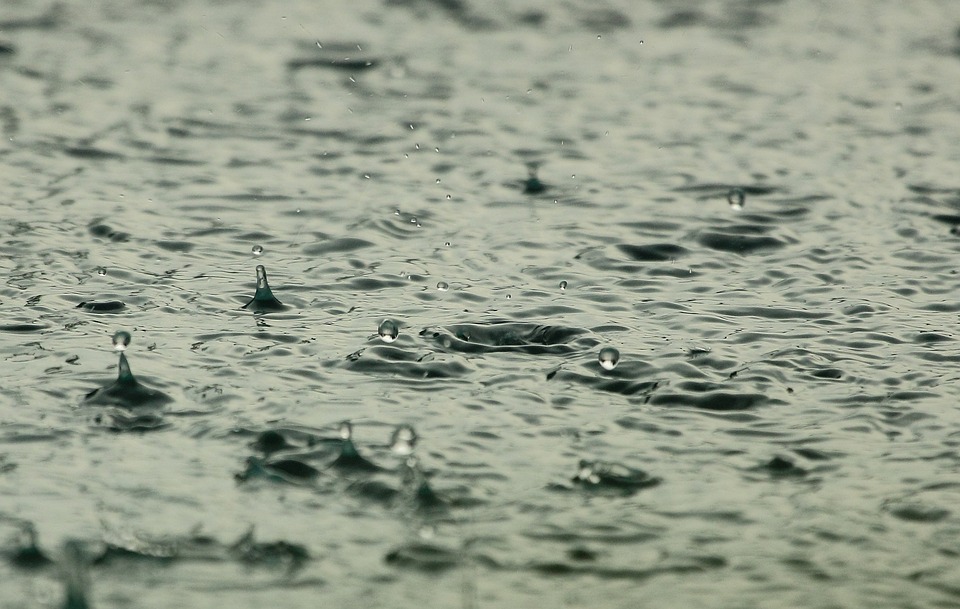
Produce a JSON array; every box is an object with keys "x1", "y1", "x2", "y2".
[
  {"x1": 0, "y1": 323, "x2": 46, "y2": 332},
  {"x1": 674, "y1": 183, "x2": 779, "y2": 197},
  {"x1": 914, "y1": 332, "x2": 951, "y2": 343},
  {"x1": 235, "y1": 456, "x2": 322, "y2": 486},
  {"x1": 0, "y1": 42, "x2": 15, "y2": 55},
  {"x1": 617, "y1": 243, "x2": 687, "y2": 262},
  {"x1": 548, "y1": 367, "x2": 660, "y2": 398},
  {"x1": 697, "y1": 230, "x2": 786, "y2": 255},
  {"x1": 96, "y1": 410, "x2": 168, "y2": 432},
  {"x1": 5, "y1": 526, "x2": 53, "y2": 570},
  {"x1": 302, "y1": 237, "x2": 374, "y2": 256},
  {"x1": 287, "y1": 57, "x2": 379, "y2": 71},
  {"x1": 342, "y1": 345, "x2": 470, "y2": 380},
  {"x1": 384, "y1": 542, "x2": 460, "y2": 573},
  {"x1": 230, "y1": 528, "x2": 309, "y2": 573},
  {"x1": 712, "y1": 306, "x2": 827, "y2": 320},
  {"x1": 422, "y1": 321, "x2": 591, "y2": 356},
  {"x1": 751, "y1": 456, "x2": 808, "y2": 478},
  {"x1": 77, "y1": 300, "x2": 126, "y2": 313},
  {"x1": 64, "y1": 146, "x2": 124, "y2": 161},
  {"x1": 809, "y1": 367, "x2": 843, "y2": 380},
  {"x1": 88, "y1": 221, "x2": 130, "y2": 243},
  {"x1": 155, "y1": 240, "x2": 195, "y2": 253},
  {"x1": 527, "y1": 557, "x2": 724, "y2": 580},
  {"x1": 650, "y1": 382, "x2": 776, "y2": 411},
  {"x1": 577, "y1": 8, "x2": 631, "y2": 31},
  {"x1": 884, "y1": 502, "x2": 950, "y2": 523},
  {"x1": 568, "y1": 459, "x2": 661, "y2": 495},
  {"x1": 0, "y1": 6, "x2": 60, "y2": 30}
]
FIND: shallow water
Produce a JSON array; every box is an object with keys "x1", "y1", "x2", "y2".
[{"x1": 2, "y1": 0, "x2": 960, "y2": 607}]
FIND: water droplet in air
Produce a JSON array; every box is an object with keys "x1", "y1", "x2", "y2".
[
  {"x1": 727, "y1": 188, "x2": 745, "y2": 210},
  {"x1": 96, "y1": 267, "x2": 107, "y2": 276},
  {"x1": 390, "y1": 424, "x2": 418, "y2": 455},
  {"x1": 251, "y1": 245, "x2": 264, "y2": 256},
  {"x1": 445, "y1": 194, "x2": 451, "y2": 200},
  {"x1": 559, "y1": 280, "x2": 568, "y2": 291},
  {"x1": 339, "y1": 420, "x2": 353, "y2": 441},
  {"x1": 435, "y1": 178, "x2": 441, "y2": 184},
  {"x1": 437, "y1": 281, "x2": 449, "y2": 291},
  {"x1": 378, "y1": 319, "x2": 399, "y2": 343},
  {"x1": 444, "y1": 241, "x2": 451, "y2": 247},
  {"x1": 112, "y1": 330, "x2": 131, "y2": 352},
  {"x1": 598, "y1": 347, "x2": 620, "y2": 371}
]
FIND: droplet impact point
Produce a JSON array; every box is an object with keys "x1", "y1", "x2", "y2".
[
  {"x1": 727, "y1": 188, "x2": 745, "y2": 211},
  {"x1": 112, "y1": 330, "x2": 131, "y2": 352},
  {"x1": 598, "y1": 347, "x2": 620, "y2": 371},
  {"x1": 378, "y1": 319, "x2": 400, "y2": 343}
]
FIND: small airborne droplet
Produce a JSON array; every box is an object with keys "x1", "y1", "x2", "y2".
[
  {"x1": 559, "y1": 280, "x2": 568, "y2": 291},
  {"x1": 727, "y1": 188, "x2": 745, "y2": 211},
  {"x1": 378, "y1": 319, "x2": 399, "y2": 343},
  {"x1": 251, "y1": 245, "x2": 264, "y2": 256},
  {"x1": 339, "y1": 420, "x2": 353, "y2": 441},
  {"x1": 96, "y1": 267, "x2": 107, "y2": 276},
  {"x1": 437, "y1": 281, "x2": 449, "y2": 291},
  {"x1": 112, "y1": 330, "x2": 131, "y2": 352},
  {"x1": 598, "y1": 347, "x2": 620, "y2": 371},
  {"x1": 390, "y1": 424, "x2": 417, "y2": 455}
]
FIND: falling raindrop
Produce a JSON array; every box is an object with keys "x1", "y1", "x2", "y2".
[
  {"x1": 339, "y1": 420, "x2": 353, "y2": 441},
  {"x1": 96, "y1": 267, "x2": 107, "y2": 276},
  {"x1": 598, "y1": 347, "x2": 620, "y2": 371},
  {"x1": 390, "y1": 424, "x2": 418, "y2": 455},
  {"x1": 437, "y1": 281, "x2": 449, "y2": 291},
  {"x1": 727, "y1": 188, "x2": 745, "y2": 211},
  {"x1": 378, "y1": 319, "x2": 400, "y2": 343},
  {"x1": 559, "y1": 280, "x2": 568, "y2": 291},
  {"x1": 251, "y1": 245, "x2": 264, "y2": 257},
  {"x1": 111, "y1": 330, "x2": 131, "y2": 352}
]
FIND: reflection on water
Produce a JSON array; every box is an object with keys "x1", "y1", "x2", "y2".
[{"x1": 2, "y1": 0, "x2": 960, "y2": 607}]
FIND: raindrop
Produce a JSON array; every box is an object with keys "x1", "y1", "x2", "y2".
[
  {"x1": 559, "y1": 280, "x2": 568, "y2": 291},
  {"x1": 598, "y1": 347, "x2": 620, "y2": 371},
  {"x1": 435, "y1": 178, "x2": 441, "y2": 184},
  {"x1": 727, "y1": 188, "x2": 745, "y2": 211},
  {"x1": 251, "y1": 245, "x2": 264, "y2": 257},
  {"x1": 445, "y1": 194, "x2": 451, "y2": 200},
  {"x1": 339, "y1": 420, "x2": 353, "y2": 441},
  {"x1": 390, "y1": 424, "x2": 417, "y2": 455},
  {"x1": 437, "y1": 281, "x2": 449, "y2": 291},
  {"x1": 444, "y1": 241, "x2": 451, "y2": 247},
  {"x1": 378, "y1": 319, "x2": 399, "y2": 343},
  {"x1": 96, "y1": 267, "x2": 107, "y2": 276},
  {"x1": 112, "y1": 330, "x2": 131, "y2": 352}
]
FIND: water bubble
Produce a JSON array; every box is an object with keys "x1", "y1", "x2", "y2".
[
  {"x1": 112, "y1": 330, "x2": 131, "y2": 352},
  {"x1": 378, "y1": 319, "x2": 399, "y2": 343},
  {"x1": 598, "y1": 347, "x2": 620, "y2": 371},
  {"x1": 339, "y1": 420, "x2": 353, "y2": 441},
  {"x1": 437, "y1": 281, "x2": 448, "y2": 291},
  {"x1": 96, "y1": 267, "x2": 107, "y2": 276},
  {"x1": 559, "y1": 280, "x2": 568, "y2": 291},
  {"x1": 390, "y1": 424, "x2": 417, "y2": 455},
  {"x1": 727, "y1": 188, "x2": 745, "y2": 210},
  {"x1": 251, "y1": 245, "x2": 264, "y2": 256}
]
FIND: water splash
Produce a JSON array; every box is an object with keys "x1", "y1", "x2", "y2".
[
  {"x1": 84, "y1": 332, "x2": 172, "y2": 409},
  {"x1": 378, "y1": 319, "x2": 400, "y2": 343},
  {"x1": 391, "y1": 425, "x2": 445, "y2": 512},
  {"x1": 727, "y1": 187, "x2": 745, "y2": 210},
  {"x1": 572, "y1": 459, "x2": 661, "y2": 494},
  {"x1": 330, "y1": 421, "x2": 382, "y2": 472},
  {"x1": 522, "y1": 162, "x2": 546, "y2": 194},
  {"x1": 242, "y1": 265, "x2": 287, "y2": 312},
  {"x1": 598, "y1": 347, "x2": 620, "y2": 371},
  {"x1": 60, "y1": 540, "x2": 92, "y2": 609},
  {"x1": 111, "y1": 330, "x2": 131, "y2": 352}
]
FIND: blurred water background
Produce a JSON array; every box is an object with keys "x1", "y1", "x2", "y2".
[{"x1": 2, "y1": 0, "x2": 960, "y2": 607}]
